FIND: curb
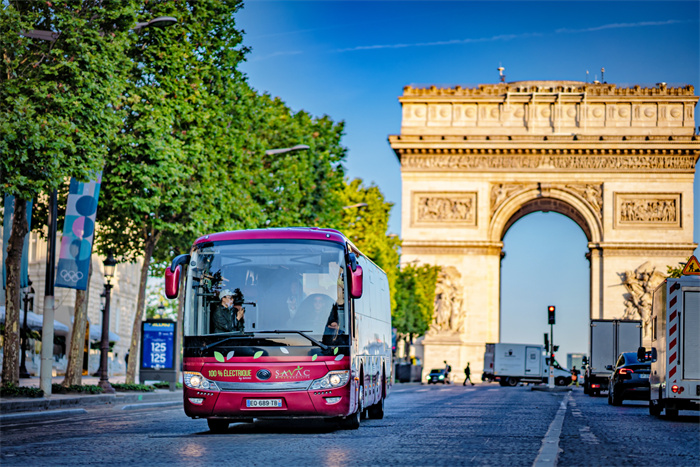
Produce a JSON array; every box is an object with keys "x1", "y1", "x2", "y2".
[
  {"x1": 0, "y1": 390, "x2": 182, "y2": 415},
  {"x1": 121, "y1": 401, "x2": 182, "y2": 411},
  {"x1": 1, "y1": 408, "x2": 88, "y2": 422}
]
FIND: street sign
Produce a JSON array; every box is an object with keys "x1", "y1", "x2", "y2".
[
  {"x1": 681, "y1": 255, "x2": 700, "y2": 276},
  {"x1": 140, "y1": 319, "x2": 177, "y2": 384}
]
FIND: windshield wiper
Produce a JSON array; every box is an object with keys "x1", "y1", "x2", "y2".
[
  {"x1": 202, "y1": 332, "x2": 254, "y2": 351},
  {"x1": 256, "y1": 330, "x2": 329, "y2": 351}
]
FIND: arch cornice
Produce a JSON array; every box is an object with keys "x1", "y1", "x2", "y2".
[{"x1": 488, "y1": 184, "x2": 603, "y2": 243}]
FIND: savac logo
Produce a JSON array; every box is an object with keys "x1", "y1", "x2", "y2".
[{"x1": 275, "y1": 366, "x2": 311, "y2": 379}]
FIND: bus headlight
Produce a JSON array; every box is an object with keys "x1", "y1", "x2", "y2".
[
  {"x1": 310, "y1": 370, "x2": 350, "y2": 390},
  {"x1": 184, "y1": 371, "x2": 220, "y2": 391}
]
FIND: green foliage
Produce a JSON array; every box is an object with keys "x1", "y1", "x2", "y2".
[
  {"x1": 393, "y1": 264, "x2": 441, "y2": 338},
  {"x1": 144, "y1": 280, "x2": 177, "y2": 320},
  {"x1": 338, "y1": 178, "x2": 400, "y2": 310},
  {"x1": 0, "y1": 383, "x2": 44, "y2": 398},
  {"x1": 52, "y1": 384, "x2": 103, "y2": 394},
  {"x1": 153, "y1": 381, "x2": 183, "y2": 389},
  {"x1": 667, "y1": 258, "x2": 689, "y2": 278},
  {"x1": 1, "y1": 0, "x2": 137, "y2": 199},
  {"x1": 111, "y1": 383, "x2": 155, "y2": 392}
]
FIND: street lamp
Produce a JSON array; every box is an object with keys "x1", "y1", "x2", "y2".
[
  {"x1": 19, "y1": 280, "x2": 35, "y2": 379},
  {"x1": 264, "y1": 145, "x2": 310, "y2": 156},
  {"x1": 157, "y1": 303, "x2": 166, "y2": 318},
  {"x1": 98, "y1": 252, "x2": 118, "y2": 394},
  {"x1": 133, "y1": 16, "x2": 178, "y2": 32}
]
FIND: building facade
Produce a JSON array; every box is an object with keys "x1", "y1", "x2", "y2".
[{"x1": 389, "y1": 81, "x2": 699, "y2": 381}]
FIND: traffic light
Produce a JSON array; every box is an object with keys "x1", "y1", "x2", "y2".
[
  {"x1": 553, "y1": 345, "x2": 559, "y2": 352},
  {"x1": 548, "y1": 305, "x2": 556, "y2": 325},
  {"x1": 544, "y1": 333, "x2": 549, "y2": 352}
]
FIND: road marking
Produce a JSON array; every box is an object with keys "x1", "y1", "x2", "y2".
[
  {"x1": 578, "y1": 426, "x2": 600, "y2": 445},
  {"x1": 417, "y1": 388, "x2": 429, "y2": 392},
  {"x1": 487, "y1": 388, "x2": 500, "y2": 392},
  {"x1": 532, "y1": 393, "x2": 571, "y2": 467}
]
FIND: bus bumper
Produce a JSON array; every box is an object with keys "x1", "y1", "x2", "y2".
[{"x1": 183, "y1": 386, "x2": 352, "y2": 419}]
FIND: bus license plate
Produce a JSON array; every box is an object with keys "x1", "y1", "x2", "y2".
[{"x1": 246, "y1": 399, "x2": 282, "y2": 408}]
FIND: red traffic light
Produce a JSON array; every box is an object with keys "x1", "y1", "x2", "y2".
[
  {"x1": 547, "y1": 305, "x2": 556, "y2": 325},
  {"x1": 548, "y1": 306, "x2": 555, "y2": 312}
]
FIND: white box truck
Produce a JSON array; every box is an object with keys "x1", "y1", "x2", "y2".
[
  {"x1": 584, "y1": 319, "x2": 642, "y2": 396},
  {"x1": 641, "y1": 270, "x2": 700, "y2": 418},
  {"x1": 482, "y1": 343, "x2": 572, "y2": 387}
]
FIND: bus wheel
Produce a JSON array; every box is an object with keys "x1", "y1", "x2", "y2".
[
  {"x1": 207, "y1": 418, "x2": 230, "y2": 433},
  {"x1": 340, "y1": 407, "x2": 361, "y2": 430},
  {"x1": 368, "y1": 372, "x2": 385, "y2": 420}
]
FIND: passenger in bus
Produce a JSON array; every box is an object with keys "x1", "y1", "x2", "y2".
[
  {"x1": 295, "y1": 293, "x2": 338, "y2": 334},
  {"x1": 212, "y1": 288, "x2": 245, "y2": 333},
  {"x1": 285, "y1": 280, "x2": 304, "y2": 323}
]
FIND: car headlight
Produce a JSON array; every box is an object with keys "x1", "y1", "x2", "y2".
[
  {"x1": 439, "y1": 375, "x2": 444, "y2": 380},
  {"x1": 184, "y1": 371, "x2": 220, "y2": 391},
  {"x1": 310, "y1": 370, "x2": 350, "y2": 390}
]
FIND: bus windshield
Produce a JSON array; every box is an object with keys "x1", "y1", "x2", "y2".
[{"x1": 184, "y1": 239, "x2": 348, "y2": 346}]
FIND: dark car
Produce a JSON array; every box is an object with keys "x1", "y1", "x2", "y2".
[
  {"x1": 607, "y1": 352, "x2": 651, "y2": 406},
  {"x1": 427, "y1": 368, "x2": 448, "y2": 384}
]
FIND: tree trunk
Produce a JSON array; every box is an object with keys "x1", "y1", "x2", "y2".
[
  {"x1": 62, "y1": 261, "x2": 93, "y2": 387},
  {"x1": 125, "y1": 235, "x2": 159, "y2": 384},
  {"x1": 2, "y1": 199, "x2": 29, "y2": 387}
]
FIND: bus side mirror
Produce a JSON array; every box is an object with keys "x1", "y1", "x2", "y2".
[
  {"x1": 165, "y1": 254, "x2": 190, "y2": 299},
  {"x1": 349, "y1": 264, "x2": 363, "y2": 299}
]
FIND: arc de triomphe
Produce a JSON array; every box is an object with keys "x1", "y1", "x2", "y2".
[{"x1": 389, "y1": 81, "x2": 699, "y2": 380}]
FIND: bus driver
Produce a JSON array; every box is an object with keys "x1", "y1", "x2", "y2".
[{"x1": 212, "y1": 288, "x2": 245, "y2": 333}]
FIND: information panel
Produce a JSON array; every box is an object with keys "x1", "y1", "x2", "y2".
[{"x1": 142, "y1": 321, "x2": 175, "y2": 370}]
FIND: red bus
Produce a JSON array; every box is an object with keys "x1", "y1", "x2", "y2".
[{"x1": 165, "y1": 227, "x2": 392, "y2": 431}]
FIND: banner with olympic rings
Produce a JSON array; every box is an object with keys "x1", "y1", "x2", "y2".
[
  {"x1": 2, "y1": 195, "x2": 32, "y2": 289},
  {"x1": 55, "y1": 173, "x2": 102, "y2": 291}
]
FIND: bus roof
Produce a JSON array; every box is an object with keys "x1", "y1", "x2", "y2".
[{"x1": 193, "y1": 227, "x2": 348, "y2": 247}]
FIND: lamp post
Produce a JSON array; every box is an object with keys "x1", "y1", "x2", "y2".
[
  {"x1": 157, "y1": 303, "x2": 166, "y2": 319},
  {"x1": 19, "y1": 280, "x2": 35, "y2": 379},
  {"x1": 98, "y1": 252, "x2": 117, "y2": 393},
  {"x1": 264, "y1": 144, "x2": 310, "y2": 156}
]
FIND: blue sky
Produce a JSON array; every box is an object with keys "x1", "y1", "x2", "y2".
[{"x1": 236, "y1": 1, "x2": 700, "y2": 363}]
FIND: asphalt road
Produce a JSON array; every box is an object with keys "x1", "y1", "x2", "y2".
[{"x1": 1, "y1": 384, "x2": 698, "y2": 466}]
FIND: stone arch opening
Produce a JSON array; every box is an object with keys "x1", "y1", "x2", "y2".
[
  {"x1": 501, "y1": 197, "x2": 592, "y2": 242},
  {"x1": 489, "y1": 186, "x2": 603, "y2": 245}
]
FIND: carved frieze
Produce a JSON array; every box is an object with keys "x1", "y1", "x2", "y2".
[
  {"x1": 490, "y1": 183, "x2": 537, "y2": 214},
  {"x1": 400, "y1": 154, "x2": 696, "y2": 172},
  {"x1": 429, "y1": 266, "x2": 465, "y2": 335},
  {"x1": 412, "y1": 192, "x2": 477, "y2": 227},
  {"x1": 614, "y1": 193, "x2": 681, "y2": 228},
  {"x1": 619, "y1": 262, "x2": 666, "y2": 335},
  {"x1": 563, "y1": 184, "x2": 603, "y2": 220}
]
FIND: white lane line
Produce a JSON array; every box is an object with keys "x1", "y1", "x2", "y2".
[
  {"x1": 487, "y1": 388, "x2": 500, "y2": 392},
  {"x1": 532, "y1": 393, "x2": 571, "y2": 467},
  {"x1": 417, "y1": 388, "x2": 429, "y2": 392}
]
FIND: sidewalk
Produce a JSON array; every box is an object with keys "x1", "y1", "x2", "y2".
[{"x1": 1, "y1": 375, "x2": 182, "y2": 419}]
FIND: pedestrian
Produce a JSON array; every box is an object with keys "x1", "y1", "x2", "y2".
[
  {"x1": 463, "y1": 362, "x2": 474, "y2": 386},
  {"x1": 571, "y1": 366, "x2": 580, "y2": 387},
  {"x1": 444, "y1": 360, "x2": 452, "y2": 383}
]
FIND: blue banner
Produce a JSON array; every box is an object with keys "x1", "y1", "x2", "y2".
[
  {"x1": 2, "y1": 195, "x2": 32, "y2": 289},
  {"x1": 142, "y1": 322, "x2": 176, "y2": 370},
  {"x1": 55, "y1": 174, "x2": 102, "y2": 290}
]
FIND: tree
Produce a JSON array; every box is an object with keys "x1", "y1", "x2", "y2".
[
  {"x1": 0, "y1": 1, "x2": 136, "y2": 386},
  {"x1": 667, "y1": 258, "x2": 689, "y2": 278},
  {"x1": 393, "y1": 263, "x2": 440, "y2": 358},
  {"x1": 95, "y1": 0, "x2": 253, "y2": 383},
  {"x1": 337, "y1": 178, "x2": 400, "y2": 310}
]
